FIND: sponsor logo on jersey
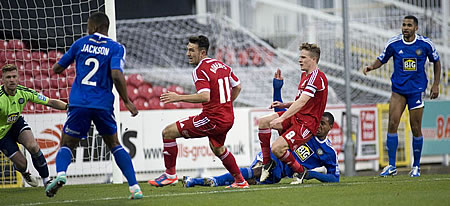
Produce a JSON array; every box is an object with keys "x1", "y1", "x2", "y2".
[
  {"x1": 415, "y1": 48, "x2": 422, "y2": 56},
  {"x1": 38, "y1": 94, "x2": 47, "y2": 102},
  {"x1": 7, "y1": 112, "x2": 19, "y2": 124},
  {"x1": 18, "y1": 98, "x2": 25, "y2": 104},
  {"x1": 294, "y1": 143, "x2": 314, "y2": 162},
  {"x1": 398, "y1": 50, "x2": 403, "y2": 54},
  {"x1": 402, "y1": 58, "x2": 417, "y2": 71}
]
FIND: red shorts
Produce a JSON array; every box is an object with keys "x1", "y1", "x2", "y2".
[
  {"x1": 276, "y1": 111, "x2": 313, "y2": 150},
  {"x1": 175, "y1": 114, "x2": 233, "y2": 147}
]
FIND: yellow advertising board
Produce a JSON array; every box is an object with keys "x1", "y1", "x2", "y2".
[{"x1": 377, "y1": 103, "x2": 411, "y2": 167}]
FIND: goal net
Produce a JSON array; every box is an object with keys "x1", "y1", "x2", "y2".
[
  {"x1": 117, "y1": 14, "x2": 342, "y2": 109},
  {"x1": 0, "y1": 0, "x2": 113, "y2": 187}
]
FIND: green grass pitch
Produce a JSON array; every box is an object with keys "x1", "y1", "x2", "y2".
[{"x1": 1, "y1": 174, "x2": 449, "y2": 206}]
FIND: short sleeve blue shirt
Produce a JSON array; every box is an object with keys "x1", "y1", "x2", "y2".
[
  {"x1": 377, "y1": 34, "x2": 439, "y2": 94},
  {"x1": 58, "y1": 33, "x2": 126, "y2": 110}
]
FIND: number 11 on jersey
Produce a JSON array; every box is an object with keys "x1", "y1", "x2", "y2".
[{"x1": 218, "y1": 77, "x2": 231, "y2": 104}]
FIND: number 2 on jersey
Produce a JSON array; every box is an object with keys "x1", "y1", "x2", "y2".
[
  {"x1": 218, "y1": 77, "x2": 231, "y2": 104},
  {"x1": 82, "y1": 57, "x2": 99, "y2": 86}
]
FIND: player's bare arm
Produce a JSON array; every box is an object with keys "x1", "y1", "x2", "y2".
[
  {"x1": 46, "y1": 99, "x2": 69, "y2": 110},
  {"x1": 161, "y1": 91, "x2": 210, "y2": 103},
  {"x1": 269, "y1": 93, "x2": 311, "y2": 129},
  {"x1": 52, "y1": 63, "x2": 66, "y2": 74},
  {"x1": 363, "y1": 59, "x2": 383, "y2": 75},
  {"x1": 270, "y1": 101, "x2": 292, "y2": 109},
  {"x1": 231, "y1": 84, "x2": 241, "y2": 101},
  {"x1": 430, "y1": 60, "x2": 441, "y2": 99},
  {"x1": 111, "y1": 69, "x2": 138, "y2": 116}
]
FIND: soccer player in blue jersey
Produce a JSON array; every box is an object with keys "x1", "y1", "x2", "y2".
[
  {"x1": 182, "y1": 111, "x2": 339, "y2": 187},
  {"x1": 1, "y1": 64, "x2": 68, "y2": 187},
  {"x1": 45, "y1": 12, "x2": 143, "y2": 199},
  {"x1": 182, "y1": 70, "x2": 339, "y2": 187},
  {"x1": 363, "y1": 15, "x2": 441, "y2": 177}
]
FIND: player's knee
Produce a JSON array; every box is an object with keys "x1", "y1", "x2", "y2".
[
  {"x1": 211, "y1": 146, "x2": 225, "y2": 156},
  {"x1": 271, "y1": 144, "x2": 284, "y2": 158},
  {"x1": 258, "y1": 117, "x2": 270, "y2": 129},
  {"x1": 162, "y1": 127, "x2": 177, "y2": 140},
  {"x1": 27, "y1": 143, "x2": 40, "y2": 154}
]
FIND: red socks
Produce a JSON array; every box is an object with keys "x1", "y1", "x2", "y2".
[
  {"x1": 163, "y1": 139, "x2": 178, "y2": 175},
  {"x1": 259, "y1": 128, "x2": 272, "y2": 164},
  {"x1": 279, "y1": 150, "x2": 304, "y2": 173},
  {"x1": 219, "y1": 148, "x2": 245, "y2": 183}
]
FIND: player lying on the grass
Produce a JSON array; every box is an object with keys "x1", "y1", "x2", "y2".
[
  {"x1": 182, "y1": 111, "x2": 339, "y2": 187},
  {"x1": 0, "y1": 64, "x2": 68, "y2": 187}
]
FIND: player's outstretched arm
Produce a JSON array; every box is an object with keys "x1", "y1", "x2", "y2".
[
  {"x1": 231, "y1": 84, "x2": 241, "y2": 101},
  {"x1": 46, "y1": 99, "x2": 69, "y2": 110},
  {"x1": 306, "y1": 171, "x2": 339, "y2": 182},
  {"x1": 430, "y1": 60, "x2": 441, "y2": 99},
  {"x1": 363, "y1": 59, "x2": 383, "y2": 75},
  {"x1": 160, "y1": 91, "x2": 210, "y2": 103},
  {"x1": 111, "y1": 69, "x2": 138, "y2": 116},
  {"x1": 52, "y1": 63, "x2": 66, "y2": 74}
]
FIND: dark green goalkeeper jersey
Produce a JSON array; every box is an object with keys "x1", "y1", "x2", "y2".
[{"x1": 0, "y1": 85, "x2": 49, "y2": 139}]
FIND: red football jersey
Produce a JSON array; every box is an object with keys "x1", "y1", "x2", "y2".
[
  {"x1": 294, "y1": 68, "x2": 328, "y2": 135},
  {"x1": 192, "y1": 58, "x2": 240, "y2": 124}
]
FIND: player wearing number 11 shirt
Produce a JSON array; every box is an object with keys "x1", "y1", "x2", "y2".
[
  {"x1": 148, "y1": 35, "x2": 248, "y2": 188},
  {"x1": 47, "y1": 12, "x2": 143, "y2": 199}
]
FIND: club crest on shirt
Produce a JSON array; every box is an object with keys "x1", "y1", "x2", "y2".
[
  {"x1": 402, "y1": 58, "x2": 417, "y2": 71},
  {"x1": 18, "y1": 98, "x2": 25, "y2": 104},
  {"x1": 415, "y1": 48, "x2": 422, "y2": 56},
  {"x1": 317, "y1": 148, "x2": 324, "y2": 155},
  {"x1": 294, "y1": 143, "x2": 314, "y2": 162}
]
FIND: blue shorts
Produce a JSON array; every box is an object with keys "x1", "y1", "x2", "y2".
[
  {"x1": 250, "y1": 152, "x2": 294, "y2": 184},
  {"x1": 0, "y1": 116, "x2": 31, "y2": 158},
  {"x1": 63, "y1": 107, "x2": 117, "y2": 138},
  {"x1": 399, "y1": 92, "x2": 425, "y2": 110}
]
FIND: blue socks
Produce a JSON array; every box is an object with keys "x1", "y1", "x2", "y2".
[
  {"x1": 412, "y1": 136, "x2": 423, "y2": 167},
  {"x1": 112, "y1": 145, "x2": 138, "y2": 186},
  {"x1": 212, "y1": 168, "x2": 253, "y2": 186},
  {"x1": 55, "y1": 146, "x2": 73, "y2": 173},
  {"x1": 386, "y1": 133, "x2": 398, "y2": 166},
  {"x1": 31, "y1": 150, "x2": 49, "y2": 178}
]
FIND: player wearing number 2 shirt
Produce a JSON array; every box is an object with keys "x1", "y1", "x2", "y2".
[
  {"x1": 148, "y1": 35, "x2": 248, "y2": 189},
  {"x1": 47, "y1": 12, "x2": 142, "y2": 199}
]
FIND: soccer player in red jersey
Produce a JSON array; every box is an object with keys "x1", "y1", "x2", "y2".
[
  {"x1": 148, "y1": 35, "x2": 248, "y2": 188},
  {"x1": 257, "y1": 43, "x2": 328, "y2": 182}
]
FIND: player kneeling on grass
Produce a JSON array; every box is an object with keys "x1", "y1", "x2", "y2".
[
  {"x1": 182, "y1": 112, "x2": 339, "y2": 187},
  {"x1": 0, "y1": 64, "x2": 68, "y2": 188}
]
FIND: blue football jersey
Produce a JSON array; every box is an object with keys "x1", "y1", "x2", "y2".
[
  {"x1": 58, "y1": 33, "x2": 125, "y2": 110},
  {"x1": 377, "y1": 34, "x2": 439, "y2": 94},
  {"x1": 292, "y1": 136, "x2": 340, "y2": 178}
]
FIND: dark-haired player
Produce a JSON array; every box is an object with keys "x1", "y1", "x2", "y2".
[
  {"x1": 364, "y1": 15, "x2": 441, "y2": 177},
  {"x1": 47, "y1": 12, "x2": 142, "y2": 199},
  {"x1": 147, "y1": 35, "x2": 248, "y2": 188}
]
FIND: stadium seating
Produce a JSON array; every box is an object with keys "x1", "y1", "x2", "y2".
[{"x1": 0, "y1": 39, "x2": 196, "y2": 113}]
